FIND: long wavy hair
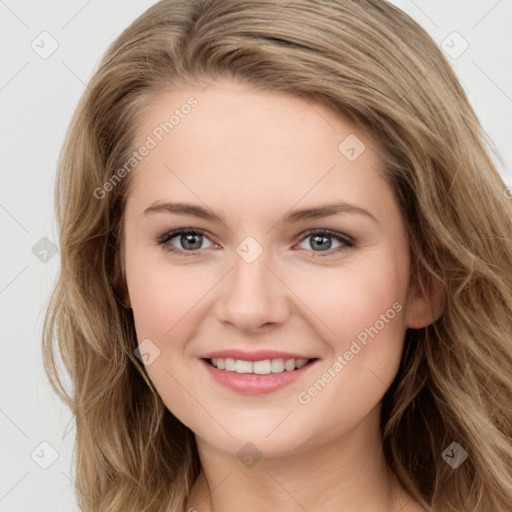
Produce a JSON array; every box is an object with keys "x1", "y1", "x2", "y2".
[{"x1": 42, "y1": 0, "x2": 512, "y2": 510}]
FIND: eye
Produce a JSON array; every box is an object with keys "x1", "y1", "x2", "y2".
[
  {"x1": 295, "y1": 229, "x2": 355, "y2": 256},
  {"x1": 157, "y1": 229, "x2": 215, "y2": 256},
  {"x1": 156, "y1": 228, "x2": 355, "y2": 257}
]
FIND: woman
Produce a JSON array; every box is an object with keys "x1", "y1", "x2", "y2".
[{"x1": 43, "y1": 1, "x2": 512, "y2": 510}]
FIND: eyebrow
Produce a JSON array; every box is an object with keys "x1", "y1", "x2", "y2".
[{"x1": 143, "y1": 201, "x2": 378, "y2": 224}]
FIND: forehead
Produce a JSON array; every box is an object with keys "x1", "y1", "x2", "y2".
[{"x1": 126, "y1": 79, "x2": 394, "y2": 224}]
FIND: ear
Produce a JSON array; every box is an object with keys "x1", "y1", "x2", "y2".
[
  {"x1": 113, "y1": 251, "x2": 131, "y2": 309},
  {"x1": 405, "y1": 274, "x2": 445, "y2": 329}
]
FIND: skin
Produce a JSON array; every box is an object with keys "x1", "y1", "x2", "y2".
[{"x1": 119, "y1": 78, "x2": 440, "y2": 511}]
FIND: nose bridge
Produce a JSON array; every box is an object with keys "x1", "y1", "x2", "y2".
[{"x1": 216, "y1": 236, "x2": 288, "y2": 330}]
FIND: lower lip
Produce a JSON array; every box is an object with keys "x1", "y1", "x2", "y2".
[{"x1": 200, "y1": 358, "x2": 318, "y2": 395}]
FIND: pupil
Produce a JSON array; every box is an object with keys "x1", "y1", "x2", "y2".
[
  {"x1": 182, "y1": 233, "x2": 202, "y2": 250},
  {"x1": 311, "y1": 234, "x2": 331, "y2": 251}
]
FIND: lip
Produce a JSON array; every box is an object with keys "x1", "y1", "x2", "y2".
[
  {"x1": 198, "y1": 349, "x2": 317, "y2": 362},
  {"x1": 199, "y1": 357, "x2": 320, "y2": 395}
]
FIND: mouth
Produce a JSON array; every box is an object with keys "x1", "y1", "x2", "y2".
[
  {"x1": 200, "y1": 356, "x2": 320, "y2": 395},
  {"x1": 198, "y1": 348, "x2": 321, "y2": 394},
  {"x1": 203, "y1": 357, "x2": 318, "y2": 374}
]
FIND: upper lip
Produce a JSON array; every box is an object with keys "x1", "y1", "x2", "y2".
[{"x1": 199, "y1": 349, "x2": 318, "y2": 362}]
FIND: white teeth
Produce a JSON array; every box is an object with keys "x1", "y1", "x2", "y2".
[
  {"x1": 284, "y1": 359, "x2": 296, "y2": 371},
  {"x1": 271, "y1": 359, "x2": 285, "y2": 373},
  {"x1": 209, "y1": 357, "x2": 311, "y2": 374},
  {"x1": 235, "y1": 360, "x2": 253, "y2": 373},
  {"x1": 253, "y1": 360, "x2": 271, "y2": 374},
  {"x1": 295, "y1": 358, "x2": 308, "y2": 369}
]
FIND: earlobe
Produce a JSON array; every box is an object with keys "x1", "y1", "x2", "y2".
[
  {"x1": 113, "y1": 252, "x2": 131, "y2": 309},
  {"x1": 405, "y1": 276, "x2": 445, "y2": 329}
]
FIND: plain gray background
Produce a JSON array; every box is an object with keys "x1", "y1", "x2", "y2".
[{"x1": 1, "y1": 1, "x2": 511, "y2": 510}]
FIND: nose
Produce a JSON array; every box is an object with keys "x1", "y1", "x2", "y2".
[{"x1": 214, "y1": 244, "x2": 291, "y2": 333}]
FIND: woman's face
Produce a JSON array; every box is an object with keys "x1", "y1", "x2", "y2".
[{"x1": 121, "y1": 78, "x2": 428, "y2": 457}]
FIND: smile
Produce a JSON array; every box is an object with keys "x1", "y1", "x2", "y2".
[
  {"x1": 208, "y1": 357, "x2": 311, "y2": 374},
  {"x1": 201, "y1": 357, "x2": 319, "y2": 395}
]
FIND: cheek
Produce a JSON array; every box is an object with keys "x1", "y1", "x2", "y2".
[
  {"x1": 126, "y1": 246, "x2": 211, "y2": 344},
  {"x1": 336, "y1": 250, "x2": 408, "y2": 367},
  {"x1": 290, "y1": 251, "x2": 407, "y2": 351},
  {"x1": 335, "y1": 271, "x2": 404, "y2": 346},
  {"x1": 125, "y1": 256, "x2": 210, "y2": 426},
  {"x1": 294, "y1": 251, "x2": 408, "y2": 399},
  {"x1": 299, "y1": 250, "x2": 409, "y2": 423}
]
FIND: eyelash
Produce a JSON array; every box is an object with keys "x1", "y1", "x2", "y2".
[{"x1": 155, "y1": 228, "x2": 355, "y2": 258}]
